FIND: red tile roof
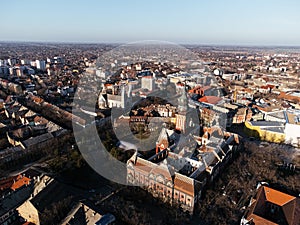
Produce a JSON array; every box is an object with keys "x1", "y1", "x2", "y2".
[
  {"x1": 263, "y1": 186, "x2": 295, "y2": 206},
  {"x1": 245, "y1": 186, "x2": 300, "y2": 225},
  {"x1": 11, "y1": 176, "x2": 31, "y2": 191},
  {"x1": 198, "y1": 96, "x2": 222, "y2": 105},
  {"x1": 248, "y1": 214, "x2": 278, "y2": 225}
]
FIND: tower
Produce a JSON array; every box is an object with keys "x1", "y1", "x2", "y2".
[
  {"x1": 121, "y1": 85, "x2": 126, "y2": 109},
  {"x1": 176, "y1": 89, "x2": 189, "y2": 133},
  {"x1": 124, "y1": 84, "x2": 133, "y2": 112},
  {"x1": 177, "y1": 89, "x2": 188, "y2": 113}
]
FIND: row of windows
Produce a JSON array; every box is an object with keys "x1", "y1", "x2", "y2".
[
  {"x1": 128, "y1": 172, "x2": 193, "y2": 207},
  {"x1": 0, "y1": 210, "x2": 15, "y2": 223}
]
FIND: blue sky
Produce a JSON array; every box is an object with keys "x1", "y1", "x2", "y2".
[{"x1": 1, "y1": 0, "x2": 300, "y2": 45}]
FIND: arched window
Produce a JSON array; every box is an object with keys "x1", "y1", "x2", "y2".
[
  {"x1": 127, "y1": 173, "x2": 134, "y2": 183},
  {"x1": 166, "y1": 181, "x2": 173, "y2": 188},
  {"x1": 156, "y1": 175, "x2": 166, "y2": 185},
  {"x1": 149, "y1": 173, "x2": 155, "y2": 180}
]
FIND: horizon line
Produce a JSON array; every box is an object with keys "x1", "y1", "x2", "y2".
[{"x1": 1, "y1": 40, "x2": 300, "y2": 48}]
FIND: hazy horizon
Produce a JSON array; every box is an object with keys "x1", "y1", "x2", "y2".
[
  {"x1": 1, "y1": 40, "x2": 300, "y2": 49},
  {"x1": 1, "y1": 0, "x2": 300, "y2": 46}
]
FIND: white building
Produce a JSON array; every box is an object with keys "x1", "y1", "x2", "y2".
[
  {"x1": 35, "y1": 60, "x2": 46, "y2": 71},
  {"x1": 7, "y1": 58, "x2": 17, "y2": 66},
  {"x1": 104, "y1": 85, "x2": 132, "y2": 109},
  {"x1": 285, "y1": 123, "x2": 300, "y2": 147},
  {"x1": 141, "y1": 76, "x2": 155, "y2": 91},
  {"x1": 0, "y1": 59, "x2": 8, "y2": 66},
  {"x1": 96, "y1": 68, "x2": 110, "y2": 79},
  {"x1": 284, "y1": 110, "x2": 300, "y2": 147},
  {"x1": 21, "y1": 59, "x2": 30, "y2": 65},
  {"x1": 31, "y1": 61, "x2": 36, "y2": 67}
]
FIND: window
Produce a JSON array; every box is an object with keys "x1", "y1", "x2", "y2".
[{"x1": 269, "y1": 203, "x2": 279, "y2": 214}]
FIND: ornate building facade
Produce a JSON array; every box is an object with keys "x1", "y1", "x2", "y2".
[{"x1": 127, "y1": 127, "x2": 240, "y2": 213}]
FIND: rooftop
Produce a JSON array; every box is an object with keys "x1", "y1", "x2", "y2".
[
  {"x1": 199, "y1": 96, "x2": 222, "y2": 105},
  {"x1": 61, "y1": 202, "x2": 104, "y2": 225},
  {"x1": 244, "y1": 185, "x2": 300, "y2": 225},
  {"x1": 11, "y1": 176, "x2": 31, "y2": 191},
  {"x1": 248, "y1": 121, "x2": 284, "y2": 128},
  {"x1": 263, "y1": 186, "x2": 295, "y2": 207}
]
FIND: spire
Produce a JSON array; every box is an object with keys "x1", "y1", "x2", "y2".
[{"x1": 178, "y1": 89, "x2": 188, "y2": 113}]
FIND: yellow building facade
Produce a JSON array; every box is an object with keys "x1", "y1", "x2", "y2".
[{"x1": 244, "y1": 121, "x2": 285, "y2": 143}]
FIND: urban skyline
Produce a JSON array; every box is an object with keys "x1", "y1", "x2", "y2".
[{"x1": 0, "y1": 1, "x2": 300, "y2": 225}]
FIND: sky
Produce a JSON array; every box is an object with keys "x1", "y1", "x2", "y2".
[{"x1": 1, "y1": 0, "x2": 300, "y2": 46}]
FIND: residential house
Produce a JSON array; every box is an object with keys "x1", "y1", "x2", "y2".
[{"x1": 241, "y1": 184, "x2": 300, "y2": 225}]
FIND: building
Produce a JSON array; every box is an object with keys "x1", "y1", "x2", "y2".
[
  {"x1": 7, "y1": 58, "x2": 17, "y2": 66},
  {"x1": 265, "y1": 110, "x2": 287, "y2": 123},
  {"x1": 35, "y1": 60, "x2": 46, "y2": 71},
  {"x1": 232, "y1": 107, "x2": 252, "y2": 124},
  {"x1": 99, "y1": 84, "x2": 133, "y2": 109},
  {"x1": 0, "y1": 169, "x2": 43, "y2": 225},
  {"x1": 188, "y1": 86, "x2": 213, "y2": 96},
  {"x1": 61, "y1": 202, "x2": 115, "y2": 225},
  {"x1": 200, "y1": 108, "x2": 216, "y2": 127},
  {"x1": 244, "y1": 121, "x2": 285, "y2": 143},
  {"x1": 53, "y1": 56, "x2": 65, "y2": 64},
  {"x1": 157, "y1": 104, "x2": 177, "y2": 118},
  {"x1": 17, "y1": 175, "x2": 71, "y2": 225},
  {"x1": 127, "y1": 127, "x2": 240, "y2": 213},
  {"x1": 141, "y1": 76, "x2": 155, "y2": 91},
  {"x1": 0, "y1": 66, "x2": 9, "y2": 76},
  {"x1": 241, "y1": 184, "x2": 300, "y2": 225},
  {"x1": 284, "y1": 109, "x2": 300, "y2": 147},
  {"x1": 175, "y1": 89, "x2": 193, "y2": 133},
  {"x1": 96, "y1": 68, "x2": 110, "y2": 80},
  {"x1": 0, "y1": 59, "x2": 8, "y2": 66},
  {"x1": 21, "y1": 59, "x2": 30, "y2": 65},
  {"x1": 198, "y1": 96, "x2": 223, "y2": 106},
  {"x1": 279, "y1": 91, "x2": 300, "y2": 104},
  {"x1": 0, "y1": 184, "x2": 32, "y2": 225}
]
